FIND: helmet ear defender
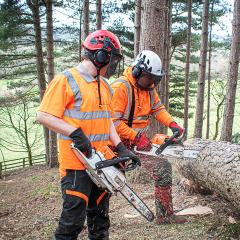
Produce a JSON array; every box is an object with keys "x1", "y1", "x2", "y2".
[
  {"x1": 94, "y1": 39, "x2": 111, "y2": 66},
  {"x1": 132, "y1": 58, "x2": 144, "y2": 78}
]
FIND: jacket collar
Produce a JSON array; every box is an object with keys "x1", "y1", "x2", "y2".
[
  {"x1": 76, "y1": 63, "x2": 95, "y2": 83},
  {"x1": 123, "y1": 66, "x2": 137, "y2": 87}
]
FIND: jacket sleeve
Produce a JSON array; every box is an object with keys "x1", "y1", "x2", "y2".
[
  {"x1": 38, "y1": 74, "x2": 73, "y2": 118},
  {"x1": 151, "y1": 90, "x2": 174, "y2": 127},
  {"x1": 110, "y1": 82, "x2": 138, "y2": 141}
]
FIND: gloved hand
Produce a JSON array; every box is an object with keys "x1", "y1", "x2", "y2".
[
  {"x1": 134, "y1": 132, "x2": 152, "y2": 151},
  {"x1": 69, "y1": 128, "x2": 92, "y2": 158},
  {"x1": 115, "y1": 142, "x2": 141, "y2": 167},
  {"x1": 169, "y1": 122, "x2": 183, "y2": 137}
]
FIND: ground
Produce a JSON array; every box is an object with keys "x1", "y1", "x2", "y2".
[{"x1": 0, "y1": 164, "x2": 240, "y2": 240}]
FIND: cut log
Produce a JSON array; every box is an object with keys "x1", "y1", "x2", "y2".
[{"x1": 174, "y1": 139, "x2": 240, "y2": 209}]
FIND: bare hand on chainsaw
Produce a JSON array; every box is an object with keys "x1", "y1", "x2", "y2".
[
  {"x1": 116, "y1": 142, "x2": 141, "y2": 167},
  {"x1": 134, "y1": 132, "x2": 152, "y2": 151}
]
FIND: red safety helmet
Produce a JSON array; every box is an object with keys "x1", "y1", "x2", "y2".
[
  {"x1": 82, "y1": 30, "x2": 122, "y2": 79},
  {"x1": 82, "y1": 29, "x2": 121, "y2": 51}
]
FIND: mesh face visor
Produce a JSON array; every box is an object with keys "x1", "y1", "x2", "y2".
[
  {"x1": 137, "y1": 70, "x2": 165, "y2": 91},
  {"x1": 152, "y1": 69, "x2": 165, "y2": 87},
  {"x1": 105, "y1": 49, "x2": 123, "y2": 78}
]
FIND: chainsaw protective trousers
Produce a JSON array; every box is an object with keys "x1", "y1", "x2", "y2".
[{"x1": 54, "y1": 170, "x2": 110, "y2": 240}]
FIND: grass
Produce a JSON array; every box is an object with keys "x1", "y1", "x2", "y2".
[
  {"x1": 31, "y1": 182, "x2": 59, "y2": 198},
  {"x1": 219, "y1": 222, "x2": 240, "y2": 240},
  {"x1": 0, "y1": 62, "x2": 240, "y2": 167}
]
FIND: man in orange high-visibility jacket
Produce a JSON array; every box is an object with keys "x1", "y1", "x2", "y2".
[
  {"x1": 37, "y1": 30, "x2": 140, "y2": 240},
  {"x1": 111, "y1": 50, "x2": 186, "y2": 224}
]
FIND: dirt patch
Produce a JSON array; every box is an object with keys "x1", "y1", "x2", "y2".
[{"x1": 0, "y1": 165, "x2": 239, "y2": 240}]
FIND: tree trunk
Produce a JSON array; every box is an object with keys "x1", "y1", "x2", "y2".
[
  {"x1": 82, "y1": 0, "x2": 89, "y2": 41},
  {"x1": 46, "y1": 1, "x2": 54, "y2": 82},
  {"x1": 184, "y1": 0, "x2": 192, "y2": 139},
  {"x1": 27, "y1": 0, "x2": 50, "y2": 163},
  {"x1": 79, "y1": 0, "x2": 83, "y2": 61},
  {"x1": 140, "y1": 0, "x2": 170, "y2": 135},
  {"x1": 134, "y1": 0, "x2": 141, "y2": 58},
  {"x1": 213, "y1": 97, "x2": 224, "y2": 140},
  {"x1": 23, "y1": 101, "x2": 33, "y2": 166},
  {"x1": 174, "y1": 139, "x2": 240, "y2": 210},
  {"x1": 46, "y1": 0, "x2": 58, "y2": 168},
  {"x1": 164, "y1": 0, "x2": 171, "y2": 114},
  {"x1": 159, "y1": 0, "x2": 171, "y2": 135},
  {"x1": 194, "y1": 0, "x2": 209, "y2": 138},
  {"x1": 220, "y1": 0, "x2": 240, "y2": 142},
  {"x1": 27, "y1": 0, "x2": 46, "y2": 100},
  {"x1": 96, "y1": 0, "x2": 102, "y2": 30},
  {"x1": 206, "y1": 0, "x2": 214, "y2": 139}
]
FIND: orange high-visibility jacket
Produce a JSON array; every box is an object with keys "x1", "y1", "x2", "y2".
[
  {"x1": 39, "y1": 64, "x2": 112, "y2": 177},
  {"x1": 110, "y1": 67, "x2": 174, "y2": 141}
]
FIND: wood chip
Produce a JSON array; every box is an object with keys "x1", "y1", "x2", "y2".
[
  {"x1": 124, "y1": 213, "x2": 141, "y2": 219},
  {"x1": 175, "y1": 205, "x2": 213, "y2": 216},
  {"x1": 228, "y1": 216, "x2": 237, "y2": 224}
]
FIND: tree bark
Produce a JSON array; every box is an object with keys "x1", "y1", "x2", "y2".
[
  {"x1": 184, "y1": 0, "x2": 192, "y2": 139},
  {"x1": 27, "y1": 0, "x2": 46, "y2": 100},
  {"x1": 212, "y1": 97, "x2": 224, "y2": 140},
  {"x1": 96, "y1": 0, "x2": 102, "y2": 30},
  {"x1": 140, "y1": 0, "x2": 171, "y2": 135},
  {"x1": 27, "y1": 0, "x2": 50, "y2": 162},
  {"x1": 159, "y1": 0, "x2": 171, "y2": 134},
  {"x1": 134, "y1": 0, "x2": 141, "y2": 58},
  {"x1": 164, "y1": 0, "x2": 171, "y2": 114},
  {"x1": 174, "y1": 139, "x2": 240, "y2": 210},
  {"x1": 220, "y1": 0, "x2": 240, "y2": 142},
  {"x1": 46, "y1": 0, "x2": 58, "y2": 168},
  {"x1": 46, "y1": 0, "x2": 54, "y2": 82},
  {"x1": 82, "y1": 0, "x2": 89, "y2": 41},
  {"x1": 194, "y1": 0, "x2": 209, "y2": 138},
  {"x1": 79, "y1": 0, "x2": 83, "y2": 61},
  {"x1": 206, "y1": 0, "x2": 214, "y2": 139}
]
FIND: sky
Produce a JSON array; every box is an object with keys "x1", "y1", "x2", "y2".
[{"x1": 52, "y1": 0, "x2": 234, "y2": 39}]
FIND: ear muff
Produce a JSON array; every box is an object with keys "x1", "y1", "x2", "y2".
[
  {"x1": 132, "y1": 58, "x2": 145, "y2": 78},
  {"x1": 94, "y1": 39, "x2": 112, "y2": 66},
  {"x1": 95, "y1": 49, "x2": 109, "y2": 65},
  {"x1": 132, "y1": 65, "x2": 142, "y2": 78}
]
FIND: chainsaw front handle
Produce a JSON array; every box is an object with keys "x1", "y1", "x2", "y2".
[
  {"x1": 155, "y1": 131, "x2": 179, "y2": 155},
  {"x1": 95, "y1": 156, "x2": 130, "y2": 169}
]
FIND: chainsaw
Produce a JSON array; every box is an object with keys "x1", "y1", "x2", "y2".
[
  {"x1": 71, "y1": 144, "x2": 154, "y2": 222},
  {"x1": 134, "y1": 131, "x2": 199, "y2": 159}
]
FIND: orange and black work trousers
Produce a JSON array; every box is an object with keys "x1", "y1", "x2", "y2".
[{"x1": 54, "y1": 170, "x2": 111, "y2": 240}]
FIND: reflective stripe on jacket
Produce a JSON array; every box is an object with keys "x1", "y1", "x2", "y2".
[
  {"x1": 39, "y1": 64, "x2": 112, "y2": 177},
  {"x1": 110, "y1": 67, "x2": 174, "y2": 141}
]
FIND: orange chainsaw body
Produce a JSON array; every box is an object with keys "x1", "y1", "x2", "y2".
[{"x1": 151, "y1": 134, "x2": 170, "y2": 145}]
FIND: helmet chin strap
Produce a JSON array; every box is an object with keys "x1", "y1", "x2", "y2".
[{"x1": 96, "y1": 68, "x2": 102, "y2": 107}]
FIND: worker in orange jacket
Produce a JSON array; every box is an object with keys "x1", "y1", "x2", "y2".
[
  {"x1": 37, "y1": 30, "x2": 140, "y2": 240},
  {"x1": 111, "y1": 50, "x2": 186, "y2": 224}
]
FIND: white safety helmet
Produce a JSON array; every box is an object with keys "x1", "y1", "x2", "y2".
[{"x1": 132, "y1": 50, "x2": 164, "y2": 77}]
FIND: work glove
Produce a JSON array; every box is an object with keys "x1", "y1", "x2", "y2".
[
  {"x1": 134, "y1": 132, "x2": 152, "y2": 151},
  {"x1": 169, "y1": 122, "x2": 183, "y2": 137},
  {"x1": 69, "y1": 128, "x2": 92, "y2": 158},
  {"x1": 115, "y1": 142, "x2": 141, "y2": 167}
]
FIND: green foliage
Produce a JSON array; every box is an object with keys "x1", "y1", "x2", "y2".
[
  {"x1": 169, "y1": 67, "x2": 197, "y2": 118},
  {"x1": 169, "y1": 0, "x2": 231, "y2": 118},
  {"x1": 232, "y1": 133, "x2": 240, "y2": 144},
  {"x1": 108, "y1": 18, "x2": 134, "y2": 59}
]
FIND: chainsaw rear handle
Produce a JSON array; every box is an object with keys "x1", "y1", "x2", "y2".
[
  {"x1": 155, "y1": 131, "x2": 179, "y2": 155},
  {"x1": 95, "y1": 156, "x2": 130, "y2": 170}
]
